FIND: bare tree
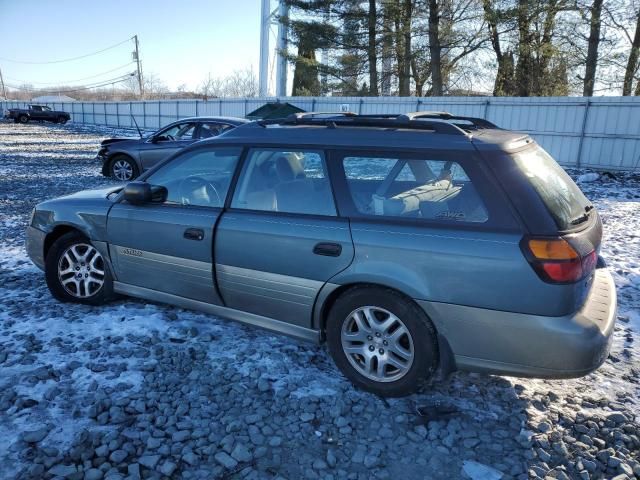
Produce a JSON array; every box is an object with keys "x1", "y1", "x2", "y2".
[
  {"x1": 623, "y1": 8, "x2": 640, "y2": 94},
  {"x1": 583, "y1": 0, "x2": 604, "y2": 96}
]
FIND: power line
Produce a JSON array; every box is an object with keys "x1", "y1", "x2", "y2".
[
  {"x1": 5, "y1": 62, "x2": 136, "y2": 86},
  {"x1": 0, "y1": 37, "x2": 133, "y2": 64},
  {"x1": 6, "y1": 73, "x2": 135, "y2": 93}
]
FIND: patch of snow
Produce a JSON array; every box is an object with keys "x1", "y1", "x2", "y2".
[
  {"x1": 462, "y1": 460, "x2": 504, "y2": 480},
  {"x1": 577, "y1": 172, "x2": 600, "y2": 182}
]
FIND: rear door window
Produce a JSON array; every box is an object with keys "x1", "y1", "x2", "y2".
[
  {"x1": 198, "y1": 122, "x2": 233, "y2": 139},
  {"x1": 512, "y1": 146, "x2": 591, "y2": 230},
  {"x1": 341, "y1": 156, "x2": 488, "y2": 223},
  {"x1": 232, "y1": 149, "x2": 336, "y2": 216}
]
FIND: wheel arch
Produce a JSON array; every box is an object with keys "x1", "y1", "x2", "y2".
[
  {"x1": 43, "y1": 224, "x2": 87, "y2": 260},
  {"x1": 43, "y1": 223, "x2": 116, "y2": 282},
  {"x1": 314, "y1": 281, "x2": 457, "y2": 377},
  {"x1": 108, "y1": 151, "x2": 137, "y2": 166}
]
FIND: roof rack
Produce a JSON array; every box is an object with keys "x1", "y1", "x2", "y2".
[
  {"x1": 398, "y1": 111, "x2": 499, "y2": 130},
  {"x1": 256, "y1": 110, "x2": 499, "y2": 135}
]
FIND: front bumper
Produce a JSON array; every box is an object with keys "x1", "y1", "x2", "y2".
[
  {"x1": 26, "y1": 225, "x2": 47, "y2": 271},
  {"x1": 96, "y1": 154, "x2": 110, "y2": 176},
  {"x1": 419, "y1": 267, "x2": 617, "y2": 378}
]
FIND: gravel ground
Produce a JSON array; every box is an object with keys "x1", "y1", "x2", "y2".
[{"x1": 0, "y1": 120, "x2": 639, "y2": 480}]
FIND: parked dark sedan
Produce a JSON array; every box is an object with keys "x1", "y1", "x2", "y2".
[{"x1": 97, "y1": 116, "x2": 249, "y2": 180}]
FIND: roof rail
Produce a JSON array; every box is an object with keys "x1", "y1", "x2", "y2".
[
  {"x1": 255, "y1": 110, "x2": 501, "y2": 136},
  {"x1": 286, "y1": 111, "x2": 357, "y2": 121},
  {"x1": 399, "y1": 111, "x2": 499, "y2": 129}
]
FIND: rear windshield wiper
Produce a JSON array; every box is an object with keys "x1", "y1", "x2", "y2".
[{"x1": 569, "y1": 205, "x2": 594, "y2": 226}]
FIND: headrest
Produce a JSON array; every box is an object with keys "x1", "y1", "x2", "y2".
[{"x1": 275, "y1": 154, "x2": 305, "y2": 181}]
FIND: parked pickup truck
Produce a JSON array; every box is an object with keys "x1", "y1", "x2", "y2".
[{"x1": 4, "y1": 104, "x2": 70, "y2": 124}]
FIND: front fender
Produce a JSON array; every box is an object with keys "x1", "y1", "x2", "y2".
[{"x1": 31, "y1": 187, "x2": 119, "y2": 242}]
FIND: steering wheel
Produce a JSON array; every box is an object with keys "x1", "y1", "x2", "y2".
[
  {"x1": 178, "y1": 176, "x2": 222, "y2": 206},
  {"x1": 165, "y1": 134, "x2": 175, "y2": 141}
]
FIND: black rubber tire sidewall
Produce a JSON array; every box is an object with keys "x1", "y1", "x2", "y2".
[
  {"x1": 45, "y1": 232, "x2": 114, "y2": 306},
  {"x1": 326, "y1": 286, "x2": 439, "y2": 397},
  {"x1": 58, "y1": 117, "x2": 67, "y2": 124},
  {"x1": 110, "y1": 155, "x2": 139, "y2": 181},
  {"x1": 19, "y1": 115, "x2": 28, "y2": 123}
]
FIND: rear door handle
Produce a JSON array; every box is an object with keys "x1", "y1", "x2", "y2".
[
  {"x1": 313, "y1": 242, "x2": 342, "y2": 257},
  {"x1": 184, "y1": 228, "x2": 205, "y2": 241}
]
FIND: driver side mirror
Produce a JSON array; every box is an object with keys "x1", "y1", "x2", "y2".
[{"x1": 122, "y1": 181, "x2": 167, "y2": 205}]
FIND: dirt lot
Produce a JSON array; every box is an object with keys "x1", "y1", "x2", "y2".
[{"x1": 0, "y1": 120, "x2": 639, "y2": 480}]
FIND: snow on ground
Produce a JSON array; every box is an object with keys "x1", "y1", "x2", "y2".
[{"x1": 0, "y1": 120, "x2": 638, "y2": 480}]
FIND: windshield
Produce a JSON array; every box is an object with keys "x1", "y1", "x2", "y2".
[{"x1": 513, "y1": 146, "x2": 591, "y2": 231}]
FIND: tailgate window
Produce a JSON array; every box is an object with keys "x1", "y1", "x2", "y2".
[{"x1": 513, "y1": 146, "x2": 591, "y2": 231}]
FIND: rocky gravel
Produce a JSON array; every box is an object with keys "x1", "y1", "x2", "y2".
[{"x1": 0, "y1": 120, "x2": 639, "y2": 480}]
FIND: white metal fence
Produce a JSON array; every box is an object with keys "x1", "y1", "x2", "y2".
[{"x1": 3, "y1": 96, "x2": 640, "y2": 171}]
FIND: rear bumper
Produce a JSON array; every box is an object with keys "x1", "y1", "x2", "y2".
[
  {"x1": 26, "y1": 225, "x2": 47, "y2": 271},
  {"x1": 419, "y1": 267, "x2": 617, "y2": 378}
]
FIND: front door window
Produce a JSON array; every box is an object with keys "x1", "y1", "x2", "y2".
[{"x1": 145, "y1": 147, "x2": 242, "y2": 208}]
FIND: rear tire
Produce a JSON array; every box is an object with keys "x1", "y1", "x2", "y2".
[
  {"x1": 326, "y1": 286, "x2": 439, "y2": 397},
  {"x1": 18, "y1": 115, "x2": 29, "y2": 124},
  {"x1": 45, "y1": 232, "x2": 114, "y2": 306},
  {"x1": 110, "y1": 155, "x2": 139, "y2": 181}
]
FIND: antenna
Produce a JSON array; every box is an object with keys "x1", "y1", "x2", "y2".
[{"x1": 131, "y1": 113, "x2": 143, "y2": 138}]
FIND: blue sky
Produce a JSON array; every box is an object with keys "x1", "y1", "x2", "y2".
[{"x1": 0, "y1": 0, "x2": 266, "y2": 92}]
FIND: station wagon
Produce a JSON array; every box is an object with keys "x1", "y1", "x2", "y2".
[{"x1": 26, "y1": 112, "x2": 617, "y2": 396}]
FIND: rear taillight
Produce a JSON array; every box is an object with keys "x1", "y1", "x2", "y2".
[{"x1": 523, "y1": 238, "x2": 596, "y2": 284}]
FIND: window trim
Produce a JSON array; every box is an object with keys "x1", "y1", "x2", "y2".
[
  {"x1": 327, "y1": 148, "x2": 521, "y2": 232},
  {"x1": 228, "y1": 147, "x2": 339, "y2": 218}
]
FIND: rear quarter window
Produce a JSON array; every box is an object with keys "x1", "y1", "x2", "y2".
[
  {"x1": 341, "y1": 156, "x2": 488, "y2": 223},
  {"x1": 512, "y1": 147, "x2": 591, "y2": 231}
]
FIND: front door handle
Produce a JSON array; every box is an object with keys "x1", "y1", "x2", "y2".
[
  {"x1": 313, "y1": 242, "x2": 342, "y2": 257},
  {"x1": 184, "y1": 228, "x2": 205, "y2": 241}
]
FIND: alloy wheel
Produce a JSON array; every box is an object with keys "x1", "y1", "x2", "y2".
[
  {"x1": 112, "y1": 160, "x2": 133, "y2": 181},
  {"x1": 341, "y1": 306, "x2": 414, "y2": 383},
  {"x1": 57, "y1": 243, "x2": 105, "y2": 298}
]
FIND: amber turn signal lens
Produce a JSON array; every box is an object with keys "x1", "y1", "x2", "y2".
[{"x1": 528, "y1": 239, "x2": 579, "y2": 260}]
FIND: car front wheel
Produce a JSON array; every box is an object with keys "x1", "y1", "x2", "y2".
[
  {"x1": 326, "y1": 286, "x2": 439, "y2": 397},
  {"x1": 45, "y1": 232, "x2": 114, "y2": 305},
  {"x1": 57, "y1": 116, "x2": 68, "y2": 124},
  {"x1": 110, "y1": 155, "x2": 139, "y2": 181},
  {"x1": 18, "y1": 115, "x2": 29, "y2": 123}
]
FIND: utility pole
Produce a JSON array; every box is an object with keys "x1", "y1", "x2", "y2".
[
  {"x1": 0, "y1": 67, "x2": 7, "y2": 100},
  {"x1": 133, "y1": 35, "x2": 144, "y2": 99}
]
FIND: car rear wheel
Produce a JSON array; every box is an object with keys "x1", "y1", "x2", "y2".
[
  {"x1": 110, "y1": 155, "x2": 139, "y2": 181},
  {"x1": 18, "y1": 115, "x2": 29, "y2": 124},
  {"x1": 45, "y1": 232, "x2": 114, "y2": 305},
  {"x1": 57, "y1": 116, "x2": 68, "y2": 124},
  {"x1": 326, "y1": 286, "x2": 439, "y2": 397}
]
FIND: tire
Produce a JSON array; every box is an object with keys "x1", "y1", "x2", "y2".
[
  {"x1": 57, "y1": 116, "x2": 68, "y2": 124},
  {"x1": 18, "y1": 115, "x2": 29, "y2": 124},
  {"x1": 326, "y1": 286, "x2": 439, "y2": 397},
  {"x1": 45, "y1": 232, "x2": 114, "y2": 306},
  {"x1": 110, "y1": 155, "x2": 139, "y2": 181}
]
